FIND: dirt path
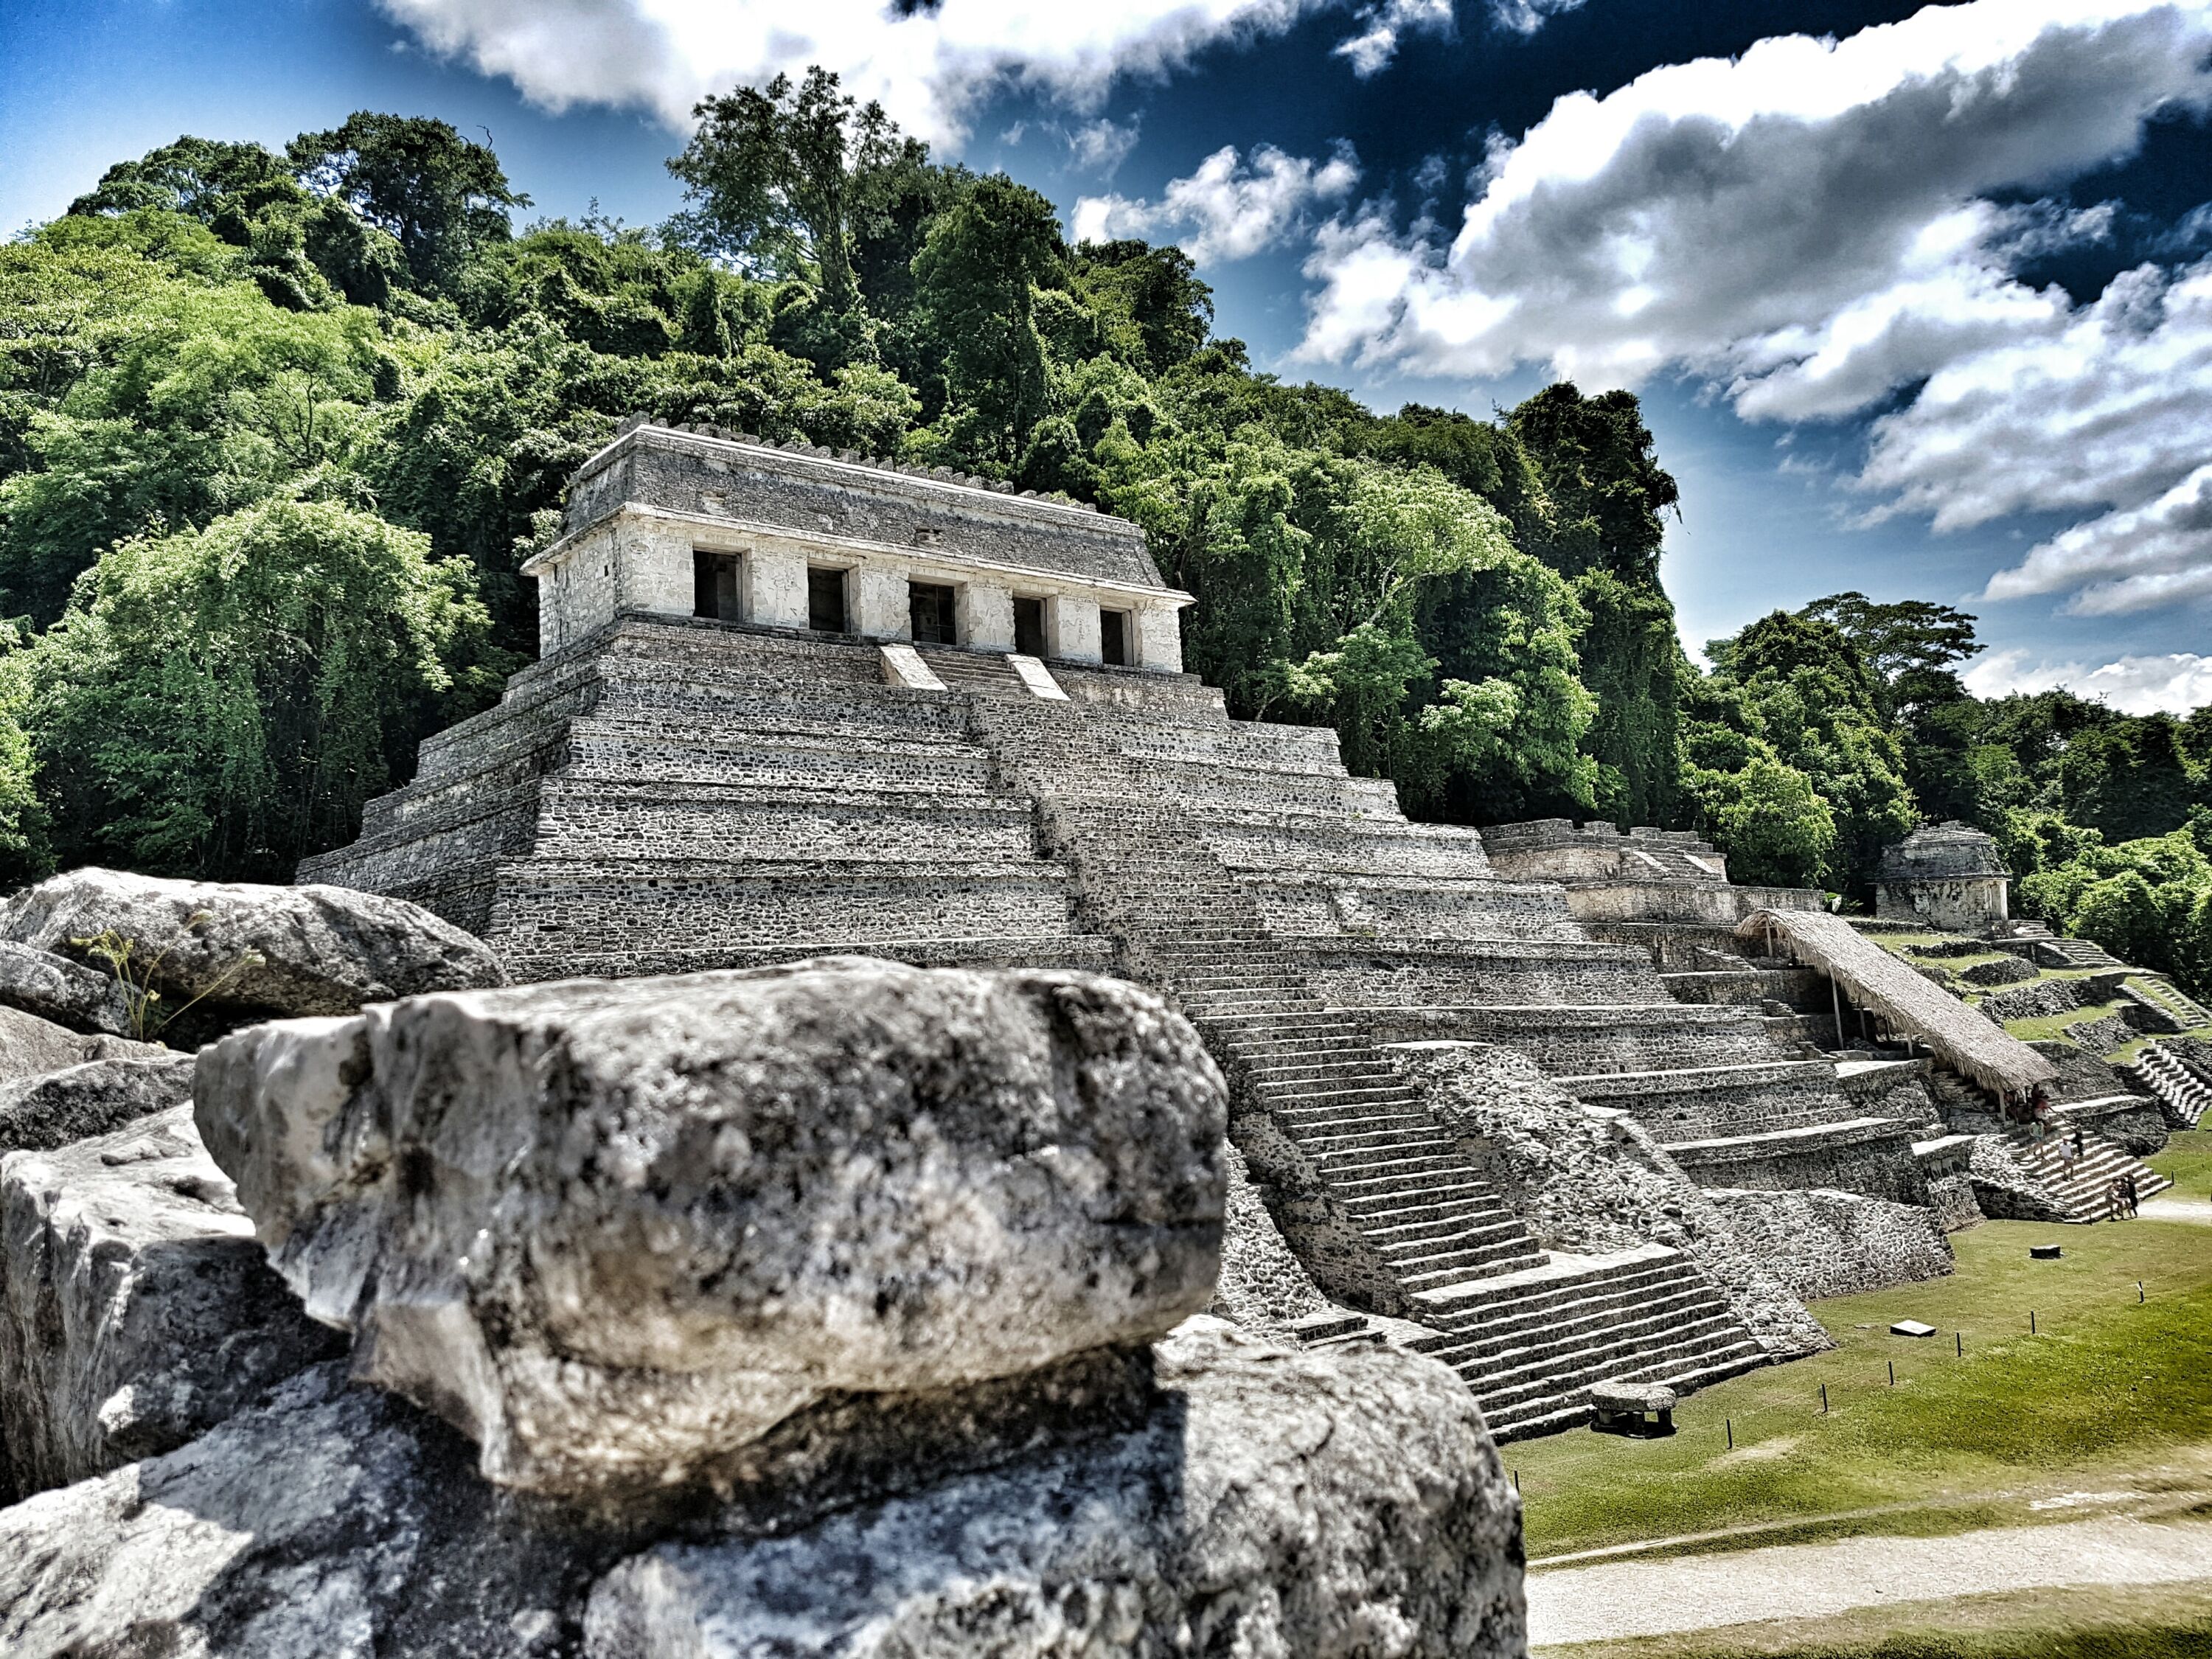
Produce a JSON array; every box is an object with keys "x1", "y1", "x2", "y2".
[
  {"x1": 2142, "y1": 1195, "x2": 2212, "y2": 1224},
  {"x1": 1527, "y1": 1515, "x2": 2212, "y2": 1647}
]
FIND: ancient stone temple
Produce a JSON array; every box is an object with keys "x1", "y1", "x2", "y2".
[
  {"x1": 1875, "y1": 821, "x2": 2011, "y2": 934},
  {"x1": 310, "y1": 420, "x2": 1856, "y2": 1438}
]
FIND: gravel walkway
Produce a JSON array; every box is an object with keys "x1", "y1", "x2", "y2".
[{"x1": 1528, "y1": 1515, "x2": 2212, "y2": 1646}]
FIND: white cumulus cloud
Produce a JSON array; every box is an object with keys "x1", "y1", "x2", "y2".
[
  {"x1": 1294, "y1": 0, "x2": 2212, "y2": 615},
  {"x1": 377, "y1": 0, "x2": 1324, "y2": 141},
  {"x1": 1334, "y1": 0, "x2": 1455, "y2": 76},
  {"x1": 1075, "y1": 143, "x2": 1360, "y2": 262},
  {"x1": 1488, "y1": 0, "x2": 1586, "y2": 35},
  {"x1": 1964, "y1": 648, "x2": 2212, "y2": 713}
]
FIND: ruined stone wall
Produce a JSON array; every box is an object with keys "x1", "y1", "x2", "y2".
[
  {"x1": 1704, "y1": 1188, "x2": 1952, "y2": 1301},
  {"x1": 1666, "y1": 1120, "x2": 1933, "y2": 1204}
]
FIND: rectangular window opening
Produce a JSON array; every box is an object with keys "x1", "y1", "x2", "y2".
[
  {"x1": 1099, "y1": 608, "x2": 1130, "y2": 667},
  {"x1": 807, "y1": 566, "x2": 848, "y2": 633},
  {"x1": 1013, "y1": 597, "x2": 1047, "y2": 658},
  {"x1": 909, "y1": 581, "x2": 958, "y2": 646},
  {"x1": 693, "y1": 551, "x2": 740, "y2": 622}
]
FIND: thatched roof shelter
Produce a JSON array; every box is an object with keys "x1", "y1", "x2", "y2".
[{"x1": 1736, "y1": 908, "x2": 2059, "y2": 1097}]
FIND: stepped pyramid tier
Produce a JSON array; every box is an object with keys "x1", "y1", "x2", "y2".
[{"x1": 306, "y1": 420, "x2": 1834, "y2": 1438}]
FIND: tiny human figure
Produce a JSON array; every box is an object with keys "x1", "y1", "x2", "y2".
[
  {"x1": 2072, "y1": 1124, "x2": 2085, "y2": 1161},
  {"x1": 2124, "y1": 1173, "x2": 2140, "y2": 1218},
  {"x1": 2108, "y1": 1178, "x2": 2125, "y2": 1220}
]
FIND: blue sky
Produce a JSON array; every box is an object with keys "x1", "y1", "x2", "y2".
[{"x1": 4, "y1": 0, "x2": 2211, "y2": 708}]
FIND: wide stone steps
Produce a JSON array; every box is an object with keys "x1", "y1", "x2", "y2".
[
  {"x1": 1396, "y1": 1247, "x2": 1767, "y2": 1437},
  {"x1": 955, "y1": 689, "x2": 1773, "y2": 1441},
  {"x1": 2033, "y1": 936, "x2": 2126, "y2": 971},
  {"x1": 2008, "y1": 1121, "x2": 2172, "y2": 1221},
  {"x1": 2127, "y1": 977, "x2": 2212, "y2": 1032}
]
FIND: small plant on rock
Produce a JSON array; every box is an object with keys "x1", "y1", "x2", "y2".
[{"x1": 71, "y1": 911, "x2": 267, "y2": 1043}]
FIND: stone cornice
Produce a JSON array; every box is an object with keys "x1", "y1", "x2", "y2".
[{"x1": 526, "y1": 501, "x2": 1194, "y2": 608}]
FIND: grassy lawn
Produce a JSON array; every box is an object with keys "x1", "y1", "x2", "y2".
[
  {"x1": 1539, "y1": 1578, "x2": 2212, "y2": 1658},
  {"x1": 2150, "y1": 1130, "x2": 2212, "y2": 1199},
  {"x1": 1983, "y1": 998, "x2": 2126, "y2": 1043},
  {"x1": 1510, "y1": 1218, "x2": 2212, "y2": 1561}
]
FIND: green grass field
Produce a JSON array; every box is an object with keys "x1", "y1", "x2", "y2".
[
  {"x1": 1509, "y1": 1217, "x2": 2212, "y2": 1561},
  {"x1": 2151, "y1": 1130, "x2": 2212, "y2": 1200}
]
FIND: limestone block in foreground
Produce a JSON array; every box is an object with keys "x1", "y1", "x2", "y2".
[
  {"x1": 1, "y1": 866, "x2": 507, "y2": 1023},
  {"x1": 0, "y1": 1105, "x2": 341, "y2": 1501},
  {"x1": 0, "y1": 1362, "x2": 629, "y2": 1659},
  {"x1": 0, "y1": 1004, "x2": 162, "y2": 1085},
  {"x1": 0, "y1": 1053, "x2": 195, "y2": 1157},
  {"x1": 0, "y1": 942, "x2": 133, "y2": 1035},
  {"x1": 585, "y1": 1319, "x2": 1526, "y2": 1659},
  {"x1": 195, "y1": 958, "x2": 1228, "y2": 1496},
  {"x1": 0, "y1": 1324, "x2": 1520, "y2": 1659}
]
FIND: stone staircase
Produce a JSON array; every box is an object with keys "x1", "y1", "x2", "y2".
[
  {"x1": 2032, "y1": 936, "x2": 2125, "y2": 971},
  {"x1": 961, "y1": 692, "x2": 1767, "y2": 1436},
  {"x1": 2124, "y1": 976, "x2": 2212, "y2": 1034},
  {"x1": 1400, "y1": 1245, "x2": 1766, "y2": 1441},
  {"x1": 914, "y1": 646, "x2": 1033, "y2": 698},
  {"x1": 2122, "y1": 1043, "x2": 2212, "y2": 1128},
  {"x1": 2008, "y1": 1118, "x2": 2171, "y2": 1220}
]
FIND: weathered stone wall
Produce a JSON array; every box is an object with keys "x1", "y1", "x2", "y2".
[
  {"x1": 1303, "y1": 940, "x2": 1672, "y2": 1010},
  {"x1": 1208, "y1": 1141, "x2": 1335, "y2": 1339},
  {"x1": 560, "y1": 428, "x2": 1162, "y2": 588},
  {"x1": 1666, "y1": 1120, "x2": 1933, "y2": 1204},
  {"x1": 1704, "y1": 1188, "x2": 1952, "y2": 1301},
  {"x1": 1358, "y1": 1003, "x2": 1793, "y2": 1076}
]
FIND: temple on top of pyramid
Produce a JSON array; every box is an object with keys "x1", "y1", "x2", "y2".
[
  {"x1": 527, "y1": 417, "x2": 1192, "y2": 669},
  {"x1": 302, "y1": 419, "x2": 2149, "y2": 1441}
]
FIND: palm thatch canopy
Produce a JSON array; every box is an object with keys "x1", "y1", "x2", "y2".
[{"x1": 1736, "y1": 909, "x2": 2060, "y2": 1097}]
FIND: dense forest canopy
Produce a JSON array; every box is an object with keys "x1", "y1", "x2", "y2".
[{"x1": 2, "y1": 74, "x2": 2208, "y2": 987}]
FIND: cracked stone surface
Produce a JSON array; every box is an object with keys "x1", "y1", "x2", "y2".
[
  {"x1": 585, "y1": 1319, "x2": 1525, "y2": 1659},
  {"x1": 1, "y1": 867, "x2": 507, "y2": 1026},
  {"x1": 0, "y1": 1105, "x2": 341, "y2": 1502},
  {"x1": 195, "y1": 958, "x2": 1228, "y2": 1496}
]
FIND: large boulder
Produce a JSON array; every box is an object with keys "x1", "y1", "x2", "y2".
[
  {"x1": 0, "y1": 1105, "x2": 341, "y2": 1502},
  {"x1": 0, "y1": 1054, "x2": 195, "y2": 1157},
  {"x1": 0, "y1": 1362, "x2": 635, "y2": 1659},
  {"x1": 0, "y1": 1004, "x2": 160, "y2": 1085},
  {"x1": 195, "y1": 959, "x2": 1228, "y2": 1497},
  {"x1": 0, "y1": 867, "x2": 507, "y2": 1029},
  {"x1": 585, "y1": 1320, "x2": 1523, "y2": 1659},
  {"x1": 0, "y1": 1325, "x2": 1523, "y2": 1659},
  {"x1": 0, "y1": 942, "x2": 133, "y2": 1036}
]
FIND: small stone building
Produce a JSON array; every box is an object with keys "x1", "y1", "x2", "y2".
[{"x1": 1875, "y1": 822, "x2": 2010, "y2": 934}]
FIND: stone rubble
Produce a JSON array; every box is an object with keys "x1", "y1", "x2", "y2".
[
  {"x1": 0, "y1": 1003, "x2": 161, "y2": 1084},
  {"x1": 0, "y1": 941, "x2": 134, "y2": 1035},
  {"x1": 0, "y1": 1105, "x2": 341, "y2": 1502},
  {"x1": 0, "y1": 1052, "x2": 195, "y2": 1157}
]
